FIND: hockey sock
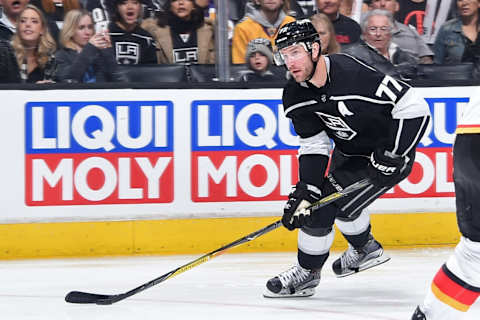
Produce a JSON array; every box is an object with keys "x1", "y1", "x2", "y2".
[
  {"x1": 298, "y1": 250, "x2": 329, "y2": 270},
  {"x1": 430, "y1": 264, "x2": 480, "y2": 312},
  {"x1": 342, "y1": 225, "x2": 372, "y2": 249},
  {"x1": 297, "y1": 226, "x2": 334, "y2": 270}
]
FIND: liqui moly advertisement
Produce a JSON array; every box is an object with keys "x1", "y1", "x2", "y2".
[
  {"x1": 0, "y1": 86, "x2": 472, "y2": 222},
  {"x1": 191, "y1": 100, "x2": 299, "y2": 202},
  {"x1": 25, "y1": 101, "x2": 174, "y2": 206}
]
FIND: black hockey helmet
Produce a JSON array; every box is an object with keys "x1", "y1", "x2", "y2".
[{"x1": 274, "y1": 19, "x2": 321, "y2": 66}]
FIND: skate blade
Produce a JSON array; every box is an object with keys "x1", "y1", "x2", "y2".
[
  {"x1": 263, "y1": 287, "x2": 316, "y2": 298},
  {"x1": 335, "y1": 255, "x2": 391, "y2": 278}
]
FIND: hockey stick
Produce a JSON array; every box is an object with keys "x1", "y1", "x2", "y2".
[{"x1": 65, "y1": 178, "x2": 370, "y2": 305}]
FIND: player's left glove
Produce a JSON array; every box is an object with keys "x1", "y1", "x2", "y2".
[
  {"x1": 367, "y1": 148, "x2": 407, "y2": 188},
  {"x1": 282, "y1": 181, "x2": 322, "y2": 231}
]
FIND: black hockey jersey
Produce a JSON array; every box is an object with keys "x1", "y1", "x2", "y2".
[
  {"x1": 108, "y1": 22, "x2": 158, "y2": 65},
  {"x1": 282, "y1": 53, "x2": 430, "y2": 158}
]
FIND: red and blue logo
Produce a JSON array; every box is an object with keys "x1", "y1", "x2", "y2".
[
  {"x1": 191, "y1": 100, "x2": 300, "y2": 202},
  {"x1": 25, "y1": 101, "x2": 174, "y2": 206}
]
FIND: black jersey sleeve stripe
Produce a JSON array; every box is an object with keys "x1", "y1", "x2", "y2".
[
  {"x1": 401, "y1": 115, "x2": 429, "y2": 156},
  {"x1": 284, "y1": 100, "x2": 317, "y2": 117},
  {"x1": 330, "y1": 95, "x2": 395, "y2": 106},
  {"x1": 391, "y1": 118, "x2": 404, "y2": 156},
  {"x1": 389, "y1": 115, "x2": 430, "y2": 157},
  {"x1": 337, "y1": 53, "x2": 377, "y2": 72}
]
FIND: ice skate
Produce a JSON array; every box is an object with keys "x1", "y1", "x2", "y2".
[
  {"x1": 332, "y1": 235, "x2": 390, "y2": 277},
  {"x1": 264, "y1": 264, "x2": 321, "y2": 298},
  {"x1": 411, "y1": 306, "x2": 426, "y2": 320}
]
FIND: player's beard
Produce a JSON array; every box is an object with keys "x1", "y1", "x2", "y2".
[{"x1": 293, "y1": 62, "x2": 314, "y2": 82}]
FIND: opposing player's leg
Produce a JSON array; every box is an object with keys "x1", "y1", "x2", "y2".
[
  {"x1": 414, "y1": 238, "x2": 480, "y2": 320},
  {"x1": 413, "y1": 134, "x2": 480, "y2": 319}
]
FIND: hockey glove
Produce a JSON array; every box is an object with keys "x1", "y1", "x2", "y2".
[
  {"x1": 282, "y1": 181, "x2": 322, "y2": 231},
  {"x1": 367, "y1": 148, "x2": 406, "y2": 188}
]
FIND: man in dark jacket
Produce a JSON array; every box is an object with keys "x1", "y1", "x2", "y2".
[
  {"x1": 0, "y1": 0, "x2": 29, "y2": 40},
  {"x1": 342, "y1": 9, "x2": 418, "y2": 81},
  {"x1": 369, "y1": 0, "x2": 433, "y2": 64}
]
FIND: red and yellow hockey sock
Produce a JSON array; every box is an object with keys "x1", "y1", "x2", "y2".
[{"x1": 431, "y1": 264, "x2": 480, "y2": 312}]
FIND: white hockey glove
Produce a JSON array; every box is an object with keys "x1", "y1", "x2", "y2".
[{"x1": 282, "y1": 181, "x2": 322, "y2": 231}]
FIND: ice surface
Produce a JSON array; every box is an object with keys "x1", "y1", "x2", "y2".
[{"x1": 0, "y1": 248, "x2": 478, "y2": 319}]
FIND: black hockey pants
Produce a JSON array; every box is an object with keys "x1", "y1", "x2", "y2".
[
  {"x1": 453, "y1": 134, "x2": 480, "y2": 242},
  {"x1": 307, "y1": 148, "x2": 415, "y2": 229}
]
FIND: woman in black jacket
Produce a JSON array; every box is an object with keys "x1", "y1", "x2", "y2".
[
  {"x1": 0, "y1": 5, "x2": 57, "y2": 83},
  {"x1": 55, "y1": 9, "x2": 124, "y2": 82}
]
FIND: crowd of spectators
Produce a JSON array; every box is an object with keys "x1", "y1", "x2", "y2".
[
  {"x1": 142, "y1": 0, "x2": 215, "y2": 64},
  {"x1": 0, "y1": 0, "x2": 479, "y2": 84}
]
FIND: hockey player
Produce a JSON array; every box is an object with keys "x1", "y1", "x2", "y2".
[
  {"x1": 411, "y1": 91, "x2": 480, "y2": 319},
  {"x1": 264, "y1": 19, "x2": 431, "y2": 298}
]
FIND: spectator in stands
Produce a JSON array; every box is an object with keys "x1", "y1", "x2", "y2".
[
  {"x1": 0, "y1": 0, "x2": 29, "y2": 40},
  {"x1": 369, "y1": 0, "x2": 433, "y2": 63},
  {"x1": 144, "y1": 0, "x2": 168, "y2": 17},
  {"x1": 232, "y1": 0, "x2": 295, "y2": 64},
  {"x1": 227, "y1": 0, "x2": 247, "y2": 24},
  {"x1": 288, "y1": 0, "x2": 317, "y2": 19},
  {"x1": 194, "y1": 0, "x2": 210, "y2": 15},
  {"x1": 310, "y1": 12, "x2": 341, "y2": 54},
  {"x1": 342, "y1": 9, "x2": 418, "y2": 80},
  {"x1": 30, "y1": 0, "x2": 82, "y2": 29},
  {"x1": 316, "y1": 0, "x2": 361, "y2": 46},
  {"x1": 433, "y1": 0, "x2": 480, "y2": 65},
  {"x1": 88, "y1": 0, "x2": 165, "y2": 20},
  {"x1": 242, "y1": 0, "x2": 316, "y2": 20},
  {"x1": 339, "y1": 0, "x2": 368, "y2": 21},
  {"x1": 238, "y1": 37, "x2": 284, "y2": 82},
  {"x1": 141, "y1": 0, "x2": 214, "y2": 64},
  {"x1": 87, "y1": 0, "x2": 114, "y2": 20},
  {"x1": 396, "y1": 0, "x2": 426, "y2": 34},
  {"x1": 55, "y1": 9, "x2": 124, "y2": 82},
  {"x1": 105, "y1": 0, "x2": 157, "y2": 64},
  {"x1": 0, "y1": 4, "x2": 57, "y2": 83}
]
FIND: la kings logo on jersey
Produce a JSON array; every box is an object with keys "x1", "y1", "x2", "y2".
[
  {"x1": 316, "y1": 111, "x2": 357, "y2": 140},
  {"x1": 115, "y1": 42, "x2": 140, "y2": 64},
  {"x1": 173, "y1": 47, "x2": 199, "y2": 63}
]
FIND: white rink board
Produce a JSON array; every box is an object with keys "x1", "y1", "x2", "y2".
[{"x1": 0, "y1": 86, "x2": 475, "y2": 223}]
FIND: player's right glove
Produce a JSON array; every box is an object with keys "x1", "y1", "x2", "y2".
[
  {"x1": 367, "y1": 148, "x2": 406, "y2": 188},
  {"x1": 282, "y1": 181, "x2": 322, "y2": 231}
]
